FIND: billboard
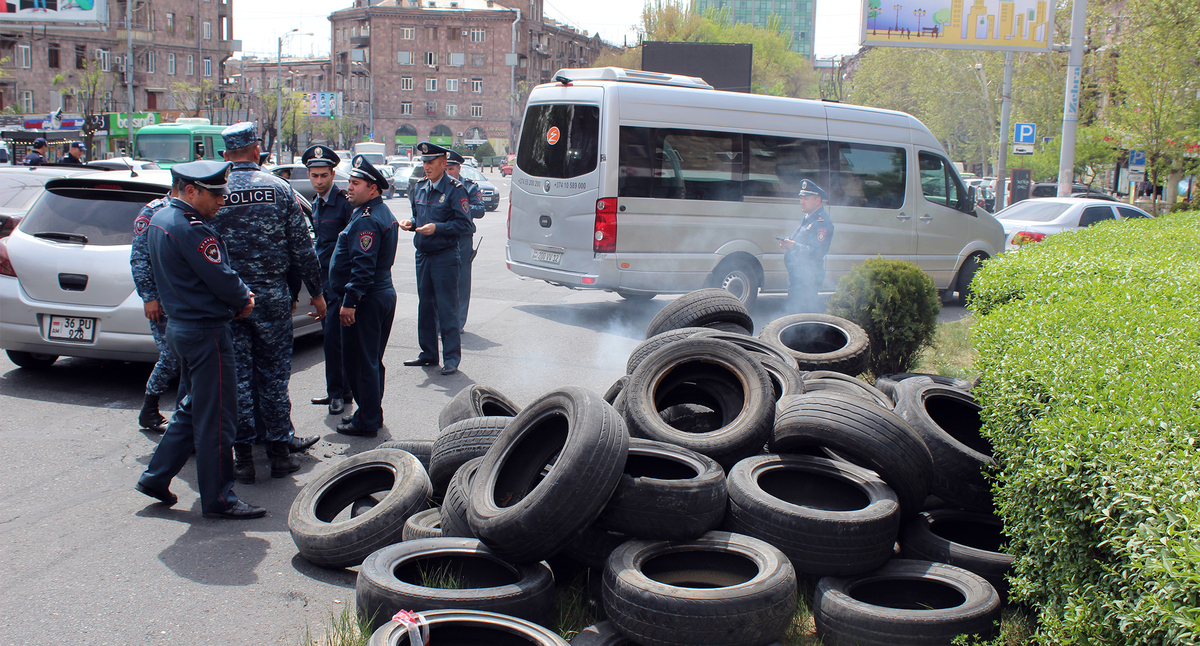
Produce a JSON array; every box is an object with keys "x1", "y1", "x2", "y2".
[
  {"x1": 301, "y1": 92, "x2": 341, "y2": 117},
  {"x1": 641, "y1": 42, "x2": 753, "y2": 93},
  {"x1": 861, "y1": 0, "x2": 1054, "y2": 52},
  {"x1": 0, "y1": 0, "x2": 103, "y2": 23}
]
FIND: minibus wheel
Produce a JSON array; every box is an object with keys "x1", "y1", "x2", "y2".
[{"x1": 712, "y1": 259, "x2": 761, "y2": 308}]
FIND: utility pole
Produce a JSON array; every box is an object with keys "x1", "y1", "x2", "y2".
[
  {"x1": 996, "y1": 52, "x2": 1014, "y2": 211},
  {"x1": 276, "y1": 28, "x2": 298, "y2": 165},
  {"x1": 1057, "y1": 0, "x2": 1087, "y2": 196}
]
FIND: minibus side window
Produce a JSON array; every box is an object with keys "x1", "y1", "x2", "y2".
[
  {"x1": 829, "y1": 142, "x2": 906, "y2": 209},
  {"x1": 618, "y1": 126, "x2": 654, "y2": 198},
  {"x1": 656, "y1": 129, "x2": 742, "y2": 202},
  {"x1": 744, "y1": 134, "x2": 829, "y2": 198}
]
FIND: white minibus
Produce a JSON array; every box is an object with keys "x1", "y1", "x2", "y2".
[{"x1": 505, "y1": 67, "x2": 1004, "y2": 305}]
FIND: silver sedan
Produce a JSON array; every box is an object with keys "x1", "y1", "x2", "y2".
[{"x1": 995, "y1": 197, "x2": 1152, "y2": 251}]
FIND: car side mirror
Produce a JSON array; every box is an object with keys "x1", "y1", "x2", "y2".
[{"x1": 964, "y1": 185, "x2": 978, "y2": 214}]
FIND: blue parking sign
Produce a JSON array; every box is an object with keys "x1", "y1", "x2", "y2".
[
  {"x1": 1129, "y1": 150, "x2": 1146, "y2": 171},
  {"x1": 1014, "y1": 123, "x2": 1037, "y2": 144}
]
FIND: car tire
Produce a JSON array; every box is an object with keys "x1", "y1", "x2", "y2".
[
  {"x1": 771, "y1": 393, "x2": 932, "y2": 519},
  {"x1": 438, "y1": 385, "x2": 521, "y2": 430},
  {"x1": 401, "y1": 507, "x2": 443, "y2": 541},
  {"x1": 355, "y1": 537, "x2": 556, "y2": 630},
  {"x1": 374, "y1": 440, "x2": 434, "y2": 470},
  {"x1": 955, "y1": 254, "x2": 984, "y2": 305},
  {"x1": 6, "y1": 350, "x2": 58, "y2": 369},
  {"x1": 603, "y1": 375, "x2": 628, "y2": 405},
  {"x1": 688, "y1": 329, "x2": 800, "y2": 371},
  {"x1": 602, "y1": 531, "x2": 798, "y2": 646},
  {"x1": 644, "y1": 289, "x2": 754, "y2": 339},
  {"x1": 595, "y1": 439, "x2": 727, "y2": 541},
  {"x1": 874, "y1": 373, "x2": 974, "y2": 401},
  {"x1": 625, "y1": 327, "x2": 713, "y2": 375},
  {"x1": 711, "y1": 257, "x2": 762, "y2": 308},
  {"x1": 900, "y1": 509, "x2": 1012, "y2": 599},
  {"x1": 467, "y1": 386, "x2": 630, "y2": 563},
  {"x1": 759, "y1": 314, "x2": 870, "y2": 376},
  {"x1": 724, "y1": 454, "x2": 900, "y2": 576},
  {"x1": 429, "y1": 416, "x2": 511, "y2": 496},
  {"x1": 759, "y1": 356, "x2": 805, "y2": 401},
  {"x1": 367, "y1": 609, "x2": 569, "y2": 646},
  {"x1": 801, "y1": 371, "x2": 894, "y2": 410},
  {"x1": 813, "y1": 559, "x2": 1001, "y2": 645},
  {"x1": 288, "y1": 448, "x2": 432, "y2": 568},
  {"x1": 441, "y1": 457, "x2": 482, "y2": 538}
]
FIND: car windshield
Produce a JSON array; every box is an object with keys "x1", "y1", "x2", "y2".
[
  {"x1": 19, "y1": 186, "x2": 165, "y2": 245},
  {"x1": 995, "y1": 201, "x2": 1072, "y2": 222},
  {"x1": 459, "y1": 166, "x2": 486, "y2": 182},
  {"x1": 134, "y1": 135, "x2": 192, "y2": 164},
  {"x1": 0, "y1": 176, "x2": 54, "y2": 210}
]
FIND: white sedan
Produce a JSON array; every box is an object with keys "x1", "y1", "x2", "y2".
[{"x1": 995, "y1": 197, "x2": 1153, "y2": 251}]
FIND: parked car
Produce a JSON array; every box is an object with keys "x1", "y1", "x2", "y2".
[
  {"x1": 0, "y1": 166, "x2": 101, "y2": 238},
  {"x1": 462, "y1": 156, "x2": 479, "y2": 168},
  {"x1": 458, "y1": 165, "x2": 501, "y2": 211},
  {"x1": 269, "y1": 163, "x2": 351, "y2": 201},
  {"x1": 995, "y1": 197, "x2": 1152, "y2": 251},
  {"x1": 86, "y1": 157, "x2": 162, "y2": 172},
  {"x1": 1030, "y1": 182, "x2": 1111, "y2": 199},
  {"x1": 0, "y1": 170, "x2": 321, "y2": 368},
  {"x1": 499, "y1": 156, "x2": 514, "y2": 177},
  {"x1": 377, "y1": 164, "x2": 398, "y2": 199},
  {"x1": 389, "y1": 160, "x2": 418, "y2": 198}
]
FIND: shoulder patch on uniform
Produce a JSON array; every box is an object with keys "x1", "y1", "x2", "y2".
[
  {"x1": 134, "y1": 215, "x2": 151, "y2": 235},
  {"x1": 816, "y1": 229, "x2": 828, "y2": 243},
  {"x1": 459, "y1": 197, "x2": 469, "y2": 212},
  {"x1": 358, "y1": 230, "x2": 375, "y2": 252},
  {"x1": 198, "y1": 236, "x2": 222, "y2": 263}
]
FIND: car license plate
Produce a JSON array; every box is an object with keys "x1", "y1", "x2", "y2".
[
  {"x1": 48, "y1": 315, "x2": 96, "y2": 341},
  {"x1": 531, "y1": 249, "x2": 562, "y2": 265}
]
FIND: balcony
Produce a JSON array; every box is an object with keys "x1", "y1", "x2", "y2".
[
  {"x1": 114, "y1": 29, "x2": 155, "y2": 44},
  {"x1": 350, "y1": 35, "x2": 370, "y2": 49}
]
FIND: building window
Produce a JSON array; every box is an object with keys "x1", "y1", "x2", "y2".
[
  {"x1": 167, "y1": 52, "x2": 176, "y2": 75},
  {"x1": 470, "y1": 53, "x2": 485, "y2": 67},
  {"x1": 203, "y1": 57, "x2": 212, "y2": 77},
  {"x1": 425, "y1": 101, "x2": 437, "y2": 115},
  {"x1": 350, "y1": 26, "x2": 357, "y2": 38},
  {"x1": 75, "y1": 44, "x2": 86, "y2": 69},
  {"x1": 48, "y1": 43, "x2": 60, "y2": 69},
  {"x1": 400, "y1": 101, "x2": 412, "y2": 115},
  {"x1": 150, "y1": 10, "x2": 155, "y2": 30},
  {"x1": 166, "y1": 12, "x2": 174, "y2": 34},
  {"x1": 426, "y1": 77, "x2": 437, "y2": 91},
  {"x1": 98, "y1": 49, "x2": 111, "y2": 72},
  {"x1": 424, "y1": 51, "x2": 437, "y2": 66},
  {"x1": 398, "y1": 51, "x2": 414, "y2": 65},
  {"x1": 471, "y1": 78, "x2": 482, "y2": 93},
  {"x1": 447, "y1": 27, "x2": 460, "y2": 41},
  {"x1": 400, "y1": 27, "x2": 415, "y2": 39},
  {"x1": 446, "y1": 103, "x2": 457, "y2": 116},
  {"x1": 448, "y1": 52, "x2": 464, "y2": 66},
  {"x1": 187, "y1": 54, "x2": 194, "y2": 76},
  {"x1": 425, "y1": 26, "x2": 438, "y2": 39},
  {"x1": 17, "y1": 44, "x2": 31, "y2": 69},
  {"x1": 470, "y1": 104, "x2": 482, "y2": 117},
  {"x1": 203, "y1": 19, "x2": 211, "y2": 40},
  {"x1": 401, "y1": 76, "x2": 414, "y2": 90},
  {"x1": 446, "y1": 78, "x2": 459, "y2": 92},
  {"x1": 20, "y1": 91, "x2": 33, "y2": 113},
  {"x1": 146, "y1": 50, "x2": 155, "y2": 73},
  {"x1": 470, "y1": 28, "x2": 485, "y2": 42},
  {"x1": 186, "y1": 16, "x2": 194, "y2": 39},
  {"x1": 361, "y1": 22, "x2": 370, "y2": 36}
]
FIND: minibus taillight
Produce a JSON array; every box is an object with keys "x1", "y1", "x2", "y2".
[
  {"x1": 594, "y1": 198, "x2": 617, "y2": 254},
  {"x1": 507, "y1": 203, "x2": 511, "y2": 239}
]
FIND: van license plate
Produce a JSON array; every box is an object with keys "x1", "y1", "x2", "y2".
[
  {"x1": 531, "y1": 249, "x2": 562, "y2": 265},
  {"x1": 48, "y1": 315, "x2": 96, "y2": 341}
]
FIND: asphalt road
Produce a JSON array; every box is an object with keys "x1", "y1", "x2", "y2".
[{"x1": 0, "y1": 170, "x2": 966, "y2": 644}]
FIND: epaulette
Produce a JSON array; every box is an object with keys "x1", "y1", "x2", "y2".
[
  {"x1": 448, "y1": 176, "x2": 463, "y2": 187},
  {"x1": 361, "y1": 206, "x2": 373, "y2": 218},
  {"x1": 462, "y1": 177, "x2": 476, "y2": 186}
]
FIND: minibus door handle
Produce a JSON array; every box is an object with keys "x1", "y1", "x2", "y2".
[
  {"x1": 919, "y1": 213, "x2": 934, "y2": 222},
  {"x1": 896, "y1": 212, "x2": 911, "y2": 221}
]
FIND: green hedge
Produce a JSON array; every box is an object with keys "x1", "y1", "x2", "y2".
[{"x1": 970, "y1": 213, "x2": 1200, "y2": 644}]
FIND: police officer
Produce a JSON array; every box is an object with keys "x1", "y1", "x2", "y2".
[
  {"x1": 59, "y1": 141, "x2": 85, "y2": 165},
  {"x1": 302, "y1": 145, "x2": 355, "y2": 416},
  {"x1": 402, "y1": 142, "x2": 471, "y2": 375},
  {"x1": 23, "y1": 138, "x2": 48, "y2": 166},
  {"x1": 131, "y1": 189, "x2": 180, "y2": 432},
  {"x1": 444, "y1": 150, "x2": 484, "y2": 332},
  {"x1": 135, "y1": 160, "x2": 265, "y2": 519},
  {"x1": 210, "y1": 122, "x2": 325, "y2": 484},
  {"x1": 780, "y1": 179, "x2": 835, "y2": 314},
  {"x1": 328, "y1": 155, "x2": 399, "y2": 437}
]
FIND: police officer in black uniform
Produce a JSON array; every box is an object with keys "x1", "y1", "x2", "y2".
[
  {"x1": 402, "y1": 142, "x2": 471, "y2": 375},
  {"x1": 135, "y1": 160, "x2": 266, "y2": 519},
  {"x1": 59, "y1": 141, "x2": 85, "y2": 165},
  {"x1": 329, "y1": 155, "x2": 400, "y2": 437},
  {"x1": 23, "y1": 137, "x2": 48, "y2": 166},
  {"x1": 303, "y1": 145, "x2": 356, "y2": 416},
  {"x1": 444, "y1": 150, "x2": 484, "y2": 332},
  {"x1": 781, "y1": 179, "x2": 835, "y2": 314}
]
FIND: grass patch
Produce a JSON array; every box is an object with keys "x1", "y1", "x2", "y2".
[
  {"x1": 552, "y1": 569, "x2": 600, "y2": 641},
  {"x1": 299, "y1": 606, "x2": 372, "y2": 646},
  {"x1": 416, "y1": 561, "x2": 466, "y2": 590},
  {"x1": 912, "y1": 315, "x2": 976, "y2": 379}
]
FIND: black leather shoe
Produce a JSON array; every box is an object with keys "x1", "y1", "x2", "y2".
[
  {"x1": 440, "y1": 364, "x2": 458, "y2": 375},
  {"x1": 341, "y1": 414, "x2": 354, "y2": 424},
  {"x1": 403, "y1": 357, "x2": 437, "y2": 366},
  {"x1": 138, "y1": 408, "x2": 168, "y2": 433},
  {"x1": 311, "y1": 396, "x2": 333, "y2": 405},
  {"x1": 135, "y1": 482, "x2": 177, "y2": 505},
  {"x1": 203, "y1": 500, "x2": 267, "y2": 520},
  {"x1": 287, "y1": 435, "x2": 320, "y2": 453},
  {"x1": 328, "y1": 398, "x2": 345, "y2": 415},
  {"x1": 337, "y1": 422, "x2": 377, "y2": 437}
]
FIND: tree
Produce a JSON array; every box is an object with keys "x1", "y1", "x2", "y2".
[
  {"x1": 868, "y1": 0, "x2": 883, "y2": 33},
  {"x1": 1025, "y1": 126, "x2": 1120, "y2": 184},
  {"x1": 53, "y1": 61, "x2": 114, "y2": 157}
]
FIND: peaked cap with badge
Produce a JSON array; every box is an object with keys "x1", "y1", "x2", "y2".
[
  {"x1": 445, "y1": 150, "x2": 465, "y2": 165},
  {"x1": 302, "y1": 145, "x2": 340, "y2": 169},
  {"x1": 417, "y1": 141, "x2": 451, "y2": 162},
  {"x1": 221, "y1": 122, "x2": 262, "y2": 150},
  {"x1": 171, "y1": 160, "x2": 234, "y2": 195},
  {"x1": 797, "y1": 179, "x2": 827, "y2": 201},
  {"x1": 348, "y1": 154, "x2": 390, "y2": 193}
]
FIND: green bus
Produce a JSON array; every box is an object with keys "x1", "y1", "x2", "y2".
[{"x1": 132, "y1": 117, "x2": 229, "y2": 168}]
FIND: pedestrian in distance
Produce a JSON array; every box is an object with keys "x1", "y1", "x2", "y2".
[
  {"x1": 780, "y1": 179, "x2": 835, "y2": 314},
  {"x1": 134, "y1": 160, "x2": 266, "y2": 519},
  {"x1": 23, "y1": 137, "x2": 48, "y2": 166},
  {"x1": 303, "y1": 144, "x2": 356, "y2": 416},
  {"x1": 444, "y1": 150, "x2": 485, "y2": 332},
  {"x1": 59, "y1": 141, "x2": 85, "y2": 165},
  {"x1": 131, "y1": 188, "x2": 181, "y2": 432},
  {"x1": 401, "y1": 142, "x2": 472, "y2": 375},
  {"x1": 329, "y1": 155, "x2": 400, "y2": 438},
  {"x1": 210, "y1": 122, "x2": 325, "y2": 485}
]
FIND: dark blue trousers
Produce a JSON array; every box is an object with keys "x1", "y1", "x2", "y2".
[
  {"x1": 139, "y1": 324, "x2": 242, "y2": 515},
  {"x1": 415, "y1": 248, "x2": 461, "y2": 368},
  {"x1": 322, "y1": 283, "x2": 351, "y2": 400},
  {"x1": 456, "y1": 233, "x2": 473, "y2": 331},
  {"x1": 229, "y1": 282, "x2": 294, "y2": 445},
  {"x1": 343, "y1": 287, "x2": 396, "y2": 434},
  {"x1": 786, "y1": 257, "x2": 825, "y2": 314}
]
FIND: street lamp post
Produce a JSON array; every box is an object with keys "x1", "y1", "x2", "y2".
[
  {"x1": 275, "y1": 29, "x2": 310, "y2": 164},
  {"x1": 353, "y1": 61, "x2": 373, "y2": 142}
]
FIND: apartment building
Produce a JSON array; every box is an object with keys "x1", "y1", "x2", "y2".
[{"x1": 690, "y1": 0, "x2": 816, "y2": 57}]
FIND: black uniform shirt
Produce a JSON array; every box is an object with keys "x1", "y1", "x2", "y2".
[
  {"x1": 328, "y1": 196, "x2": 399, "y2": 308},
  {"x1": 786, "y1": 205, "x2": 835, "y2": 262},
  {"x1": 408, "y1": 172, "x2": 471, "y2": 254},
  {"x1": 313, "y1": 186, "x2": 354, "y2": 272}
]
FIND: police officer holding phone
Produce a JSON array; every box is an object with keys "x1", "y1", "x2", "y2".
[
  {"x1": 135, "y1": 160, "x2": 265, "y2": 519},
  {"x1": 780, "y1": 179, "x2": 834, "y2": 314}
]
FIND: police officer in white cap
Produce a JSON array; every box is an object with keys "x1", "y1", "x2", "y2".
[{"x1": 780, "y1": 179, "x2": 835, "y2": 313}]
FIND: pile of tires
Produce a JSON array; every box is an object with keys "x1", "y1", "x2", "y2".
[{"x1": 289, "y1": 289, "x2": 1011, "y2": 646}]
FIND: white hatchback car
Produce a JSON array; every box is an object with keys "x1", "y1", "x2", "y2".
[
  {"x1": 0, "y1": 170, "x2": 321, "y2": 368},
  {"x1": 995, "y1": 197, "x2": 1153, "y2": 251}
]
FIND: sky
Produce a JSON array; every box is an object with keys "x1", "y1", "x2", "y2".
[{"x1": 233, "y1": 0, "x2": 863, "y2": 61}]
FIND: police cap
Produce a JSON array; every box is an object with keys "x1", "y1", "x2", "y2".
[
  {"x1": 798, "y1": 179, "x2": 827, "y2": 201},
  {"x1": 445, "y1": 150, "x2": 465, "y2": 166},
  {"x1": 221, "y1": 122, "x2": 262, "y2": 151},
  {"x1": 416, "y1": 141, "x2": 451, "y2": 162},
  {"x1": 32, "y1": 137, "x2": 47, "y2": 148},
  {"x1": 302, "y1": 144, "x2": 340, "y2": 169},
  {"x1": 69, "y1": 141, "x2": 86, "y2": 150},
  {"x1": 348, "y1": 154, "x2": 389, "y2": 193},
  {"x1": 171, "y1": 160, "x2": 234, "y2": 196}
]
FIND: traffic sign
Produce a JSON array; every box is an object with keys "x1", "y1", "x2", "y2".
[
  {"x1": 1014, "y1": 123, "x2": 1037, "y2": 144},
  {"x1": 1129, "y1": 150, "x2": 1146, "y2": 171},
  {"x1": 1013, "y1": 144, "x2": 1034, "y2": 155},
  {"x1": 1129, "y1": 171, "x2": 1146, "y2": 183}
]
